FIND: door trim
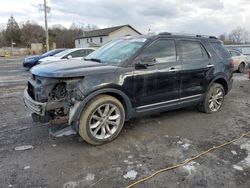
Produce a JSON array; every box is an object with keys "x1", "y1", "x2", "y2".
[{"x1": 136, "y1": 94, "x2": 202, "y2": 112}]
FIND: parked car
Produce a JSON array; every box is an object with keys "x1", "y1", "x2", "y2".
[
  {"x1": 24, "y1": 33, "x2": 233, "y2": 145},
  {"x1": 229, "y1": 49, "x2": 248, "y2": 73},
  {"x1": 23, "y1": 48, "x2": 66, "y2": 68},
  {"x1": 37, "y1": 48, "x2": 95, "y2": 63}
]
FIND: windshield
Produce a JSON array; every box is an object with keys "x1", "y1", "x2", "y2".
[
  {"x1": 85, "y1": 38, "x2": 147, "y2": 64},
  {"x1": 41, "y1": 49, "x2": 60, "y2": 57},
  {"x1": 42, "y1": 50, "x2": 54, "y2": 57},
  {"x1": 53, "y1": 49, "x2": 72, "y2": 57}
]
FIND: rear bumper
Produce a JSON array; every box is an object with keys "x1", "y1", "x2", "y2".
[{"x1": 23, "y1": 88, "x2": 46, "y2": 116}]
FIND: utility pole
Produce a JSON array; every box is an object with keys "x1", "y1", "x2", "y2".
[
  {"x1": 44, "y1": 0, "x2": 49, "y2": 51},
  {"x1": 39, "y1": 1, "x2": 50, "y2": 51}
]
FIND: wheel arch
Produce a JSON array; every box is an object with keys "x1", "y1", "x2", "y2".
[
  {"x1": 69, "y1": 88, "x2": 135, "y2": 130},
  {"x1": 210, "y1": 76, "x2": 229, "y2": 95}
]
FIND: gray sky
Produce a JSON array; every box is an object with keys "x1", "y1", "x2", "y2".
[{"x1": 0, "y1": 0, "x2": 249, "y2": 36}]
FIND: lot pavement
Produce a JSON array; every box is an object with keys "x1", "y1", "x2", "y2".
[{"x1": 0, "y1": 56, "x2": 249, "y2": 188}]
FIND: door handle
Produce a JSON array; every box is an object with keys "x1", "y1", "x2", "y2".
[
  {"x1": 207, "y1": 64, "x2": 214, "y2": 68},
  {"x1": 168, "y1": 67, "x2": 178, "y2": 72}
]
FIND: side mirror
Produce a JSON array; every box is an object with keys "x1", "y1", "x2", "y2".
[{"x1": 67, "y1": 55, "x2": 72, "y2": 59}]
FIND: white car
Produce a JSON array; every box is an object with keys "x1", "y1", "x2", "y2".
[
  {"x1": 229, "y1": 49, "x2": 248, "y2": 73},
  {"x1": 38, "y1": 48, "x2": 95, "y2": 63}
]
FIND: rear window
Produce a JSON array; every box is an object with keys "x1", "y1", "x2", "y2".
[{"x1": 210, "y1": 42, "x2": 231, "y2": 59}]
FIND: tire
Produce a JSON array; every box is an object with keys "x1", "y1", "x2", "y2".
[
  {"x1": 198, "y1": 83, "x2": 225, "y2": 113},
  {"x1": 238, "y1": 62, "x2": 245, "y2": 73},
  {"x1": 78, "y1": 94, "x2": 125, "y2": 145}
]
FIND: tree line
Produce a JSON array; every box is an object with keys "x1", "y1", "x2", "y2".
[
  {"x1": 0, "y1": 16, "x2": 249, "y2": 50},
  {"x1": 218, "y1": 27, "x2": 249, "y2": 45},
  {"x1": 0, "y1": 16, "x2": 97, "y2": 49}
]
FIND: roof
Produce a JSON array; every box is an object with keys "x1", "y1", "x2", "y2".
[{"x1": 75, "y1": 25, "x2": 141, "y2": 39}]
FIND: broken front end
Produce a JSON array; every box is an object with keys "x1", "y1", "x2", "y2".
[{"x1": 24, "y1": 74, "x2": 84, "y2": 125}]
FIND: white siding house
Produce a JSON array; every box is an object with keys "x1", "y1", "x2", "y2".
[{"x1": 75, "y1": 25, "x2": 141, "y2": 48}]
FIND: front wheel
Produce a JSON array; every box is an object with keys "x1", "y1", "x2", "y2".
[
  {"x1": 78, "y1": 95, "x2": 125, "y2": 145},
  {"x1": 198, "y1": 83, "x2": 225, "y2": 113}
]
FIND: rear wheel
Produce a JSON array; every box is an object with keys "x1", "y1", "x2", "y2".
[
  {"x1": 78, "y1": 95, "x2": 125, "y2": 145},
  {"x1": 238, "y1": 62, "x2": 245, "y2": 73},
  {"x1": 198, "y1": 83, "x2": 225, "y2": 113}
]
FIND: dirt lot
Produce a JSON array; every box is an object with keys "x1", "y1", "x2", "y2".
[{"x1": 0, "y1": 56, "x2": 249, "y2": 188}]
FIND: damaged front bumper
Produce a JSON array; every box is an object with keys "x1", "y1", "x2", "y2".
[{"x1": 23, "y1": 88, "x2": 46, "y2": 116}]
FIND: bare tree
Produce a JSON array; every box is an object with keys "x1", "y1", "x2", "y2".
[
  {"x1": 228, "y1": 27, "x2": 249, "y2": 44},
  {"x1": 20, "y1": 21, "x2": 45, "y2": 47}
]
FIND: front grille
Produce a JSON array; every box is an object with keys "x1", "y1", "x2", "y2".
[{"x1": 28, "y1": 82, "x2": 35, "y2": 100}]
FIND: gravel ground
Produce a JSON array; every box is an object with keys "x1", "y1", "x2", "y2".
[{"x1": 0, "y1": 56, "x2": 249, "y2": 188}]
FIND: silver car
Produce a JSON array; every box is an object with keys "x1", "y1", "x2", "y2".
[{"x1": 229, "y1": 49, "x2": 248, "y2": 73}]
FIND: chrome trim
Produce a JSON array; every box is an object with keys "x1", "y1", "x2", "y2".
[
  {"x1": 136, "y1": 94, "x2": 202, "y2": 110},
  {"x1": 168, "y1": 69, "x2": 179, "y2": 72},
  {"x1": 23, "y1": 88, "x2": 46, "y2": 116},
  {"x1": 207, "y1": 64, "x2": 214, "y2": 68}
]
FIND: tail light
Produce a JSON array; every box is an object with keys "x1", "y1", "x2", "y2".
[{"x1": 229, "y1": 59, "x2": 234, "y2": 68}]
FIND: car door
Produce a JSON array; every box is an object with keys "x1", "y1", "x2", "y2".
[
  {"x1": 178, "y1": 39, "x2": 211, "y2": 100},
  {"x1": 133, "y1": 39, "x2": 181, "y2": 112}
]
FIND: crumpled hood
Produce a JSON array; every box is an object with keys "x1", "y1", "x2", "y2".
[{"x1": 31, "y1": 59, "x2": 118, "y2": 78}]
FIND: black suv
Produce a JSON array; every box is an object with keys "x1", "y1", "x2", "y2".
[{"x1": 24, "y1": 33, "x2": 233, "y2": 145}]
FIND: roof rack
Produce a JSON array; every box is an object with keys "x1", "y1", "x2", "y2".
[{"x1": 158, "y1": 32, "x2": 217, "y2": 39}]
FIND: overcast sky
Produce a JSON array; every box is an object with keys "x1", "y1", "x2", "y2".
[{"x1": 0, "y1": 0, "x2": 249, "y2": 36}]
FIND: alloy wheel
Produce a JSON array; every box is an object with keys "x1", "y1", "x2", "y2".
[
  {"x1": 89, "y1": 103, "x2": 121, "y2": 139},
  {"x1": 208, "y1": 87, "x2": 224, "y2": 112}
]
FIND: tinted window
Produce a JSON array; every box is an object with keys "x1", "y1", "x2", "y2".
[
  {"x1": 210, "y1": 42, "x2": 231, "y2": 59},
  {"x1": 230, "y1": 51, "x2": 238, "y2": 56},
  {"x1": 180, "y1": 40, "x2": 208, "y2": 60},
  {"x1": 141, "y1": 40, "x2": 176, "y2": 63},
  {"x1": 63, "y1": 49, "x2": 88, "y2": 58}
]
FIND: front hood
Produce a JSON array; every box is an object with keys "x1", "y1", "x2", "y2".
[
  {"x1": 24, "y1": 55, "x2": 40, "y2": 61},
  {"x1": 31, "y1": 59, "x2": 118, "y2": 78}
]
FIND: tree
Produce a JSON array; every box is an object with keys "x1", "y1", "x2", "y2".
[
  {"x1": 20, "y1": 21, "x2": 45, "y2": 47},
  {"x1": 228, "y1": 27, "x2": 249, "y2": 44},
  {"x1": 5, "y1": 16, "x2": 21, "y2": 45},
  {"x1": 0, "y1": 23, "x2": 7, "y2": 47},
  {"x1": 49, "y1": 26, "x2": 83, "y2": 48}
]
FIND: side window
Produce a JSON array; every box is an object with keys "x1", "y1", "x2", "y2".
[
  {"x1": 210, "y1": 42, "x2": 231, "y2": 59},
  {"x1": 66, "y1": 50, "x2": 85, "y2": 58},
  {"x1": 140, "y1": 39, "x2": 176, "y2": 63},
  {"x1": 230, "y1": 51, "x2": 238, "y2": 56},
  {"x1": 87, "y1": 49, "x2": 94, "y2": 55},
  {"x1": 180, "y1": 40, "x2": 208, "y2": 60},
  {"x1": 234, "y1": 51, "x2": 241, "y2": 56}
]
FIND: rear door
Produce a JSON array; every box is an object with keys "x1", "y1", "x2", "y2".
[{"x1": 178, "y1": 40, "x2": 211, "y2": 100}]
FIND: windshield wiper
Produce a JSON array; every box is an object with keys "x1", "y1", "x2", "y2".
[{"x1": 84, "y1": 58, "x2": 102, "y2": 63}]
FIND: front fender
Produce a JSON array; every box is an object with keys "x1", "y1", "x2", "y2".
[{"x1": 68, "y1": 88, "x2": 135, "y2": 130}]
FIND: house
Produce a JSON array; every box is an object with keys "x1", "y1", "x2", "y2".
[{"x1": 75, "y1": 25, "x2": 141, "y2": 48}]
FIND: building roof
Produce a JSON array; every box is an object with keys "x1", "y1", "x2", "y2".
[{"x1": 75, "y1": 24, "x2": 141, "y2": 39}]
